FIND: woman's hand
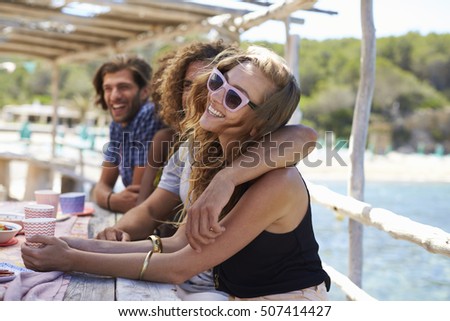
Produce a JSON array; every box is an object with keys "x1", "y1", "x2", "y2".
[
  {"x1": 21, "y1": 236, "x2": 73, "y2": 272},
  {"x1": 96, "y1": 227, "x2": 131, "y2": 241},
  {"x1": 185, "y1": 171, "x2": 233, "y2": 252}
]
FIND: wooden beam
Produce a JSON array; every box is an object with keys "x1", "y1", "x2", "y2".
[
  {"x1": 0, "y1": 3, "x2": 157, "y2": 32},
  {"x1": 12, "y1": 28, "x2": 114, "y2": 45},
  {"x1": 0, "y1": 42, "x2": 68, "y2": 56},
  {"x1": 56, "y1": 22, "x2": 211, "y2": 64},
  {"x1": 76, "y1": 0, "x2": 207, "y2": 22},
  {"x1": 0, "y1": 48, "x2": 53, "y2": 61},
  {"x1": 5, "y1": 33, "x2": 86, "y2": 51},
  {"x1": 232, "y1": 0, "x2": 317, "y2": 32}
]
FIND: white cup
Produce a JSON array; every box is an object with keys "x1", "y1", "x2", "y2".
[{"x1": 35, "y1": 190, "x2": 60, "y2": 216}]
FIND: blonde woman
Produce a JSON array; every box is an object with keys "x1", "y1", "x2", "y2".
[{"x1": 22, "y1": 46, "x2": 330, "y2": 300}]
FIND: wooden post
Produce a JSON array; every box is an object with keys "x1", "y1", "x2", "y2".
[
  {"x1": 51, "y1": 62, "x2": 60, "y2": 159},
  {"x1": 24, "y1": 161, "x2": 54, "y2": 200},
  {"x1": 284, "y1": 16, "x2": 302, "y2": 125},
  {"x1": 0, "y1": 158, "x2": 10, "y2": 200},
  {"x1": 347, "y1": 0, "x2": 376, "y2": 289}
]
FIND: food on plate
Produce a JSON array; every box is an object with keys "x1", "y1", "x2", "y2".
[{"x1": 0, "y1": 223, "x2": 13, "y2": 231}]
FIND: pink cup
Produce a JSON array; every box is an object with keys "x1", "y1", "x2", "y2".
[
  {"x1": 23, "y1": 217, "x2": 56, "y2": 248},
  {"x1": 24, "y1": 204, "x2": 55, "y2": 219},
  {"x1": 35, "y1": 190, "x2": 60, "y2": 216}
]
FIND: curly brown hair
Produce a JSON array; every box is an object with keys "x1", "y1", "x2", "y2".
[
  {"x1": 157, "y1": 40, "x2": 233, "y2": 132},
  {"x1": 150, "y1": 52, "x2": 176, "y2": 115}
]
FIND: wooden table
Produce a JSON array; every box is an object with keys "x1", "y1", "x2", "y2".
[{"x1": 0, "y1": 202, "x2": 180, "y2": 301}]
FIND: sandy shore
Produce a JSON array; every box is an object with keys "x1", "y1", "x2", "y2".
[
  {"x1": 3, "y1": 132, "x2": 450, "y2": 201},
  {"x1": 298, "y1": 150, "x2": 450, "y2": 183}
]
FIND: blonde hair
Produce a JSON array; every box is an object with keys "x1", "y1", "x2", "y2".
[{"x1": 180, "y1": 46, "x2": 301, "y2": 220}]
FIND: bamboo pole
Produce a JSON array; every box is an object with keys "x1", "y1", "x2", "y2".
[{"x1": 347, "y1": 0, "x2": 376, "y2": 288}]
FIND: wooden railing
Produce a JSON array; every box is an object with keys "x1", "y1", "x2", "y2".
[
  {"x1": 305, "y1": 179, "x2": 450, "y2": 300},
  {"x1": 0, "y1": 138, "x2": 103, "y2": 200}
]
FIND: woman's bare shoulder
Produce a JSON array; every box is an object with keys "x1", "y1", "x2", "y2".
[{"x1": 250, "y1": 167, "x2": 306, "y2": 199}]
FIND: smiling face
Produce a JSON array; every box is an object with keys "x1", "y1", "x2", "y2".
[
  {"x1": 199, "y1": 62, "x2": 275, "y2": 146},
  {"x1": 102, "y1": 69, "x2": 149, "y2": 126}
]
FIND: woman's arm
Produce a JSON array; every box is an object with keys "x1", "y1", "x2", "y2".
[
  {"x1": 22, "y1": 168, "x2": 307, "y2": 283},
  {"x1": 96, "y1": 187, "x2": 182, "y2": 241},
  {"x1": 185, "y1": 124, "x2": 316, "y2": 250},
  {"x1": 137, "y1": 128, "x2": 176, "y2": 204}
]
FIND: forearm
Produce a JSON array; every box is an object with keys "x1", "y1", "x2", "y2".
[
  {"x1": 114, "y1": 204, "x2": 160, "y2": 240},
  {"x1": 68, "y1": 249, "x2": 146, "y2": 279},
  {"x1": 225, "y1": 124, "x2": 317, "y2": 186},
  {"x1": 62, "y1": 236, "x2": 150, "y2": 253},
  {"x1": 94, "y1": 183, "x2": 113, "y2": 210},
  {"x1": 67, "y1": 237, "x2": 190, "y2": 282},
  {"x1": 136, "y1": 168, "x2": 158, "y2": 204}
]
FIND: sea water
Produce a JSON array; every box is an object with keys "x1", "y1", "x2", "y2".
[{"x1": 310, "y1": 180, "x2": 450, "y2": 301}]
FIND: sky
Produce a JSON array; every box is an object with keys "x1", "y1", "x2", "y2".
[{"x1": 240, "y1": 0, "x2": 450, "y2": 42}]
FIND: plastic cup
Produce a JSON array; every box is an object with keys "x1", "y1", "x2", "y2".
[
  {"x1": 24, "y1": 204, "x2": 55, "y2": 219},
  {"x1": 23, "y1": 217, "x2": 56, "y2": 248},
  {"x1": 35, "y1": 190, "x2": 60, "y2": 216},
  {"x1": 60, "y1": 192, "x2": 85, "y2": 214}
]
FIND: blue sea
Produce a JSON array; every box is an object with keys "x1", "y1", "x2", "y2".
[{"x1": 310, "y1": 180, "x2": 450, "y2": 301}]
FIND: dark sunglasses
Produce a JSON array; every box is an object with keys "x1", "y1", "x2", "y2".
[{"x1": 207, "y1": 68, "x2": 258, "y2": 112}]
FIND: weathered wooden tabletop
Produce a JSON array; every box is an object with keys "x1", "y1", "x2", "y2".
[
  {"x1": 0, "y1": 201, "x2": 179, "y2": 301},
  {"x1": 63, "y1": 204, "x2": 180, "y2": 301}
]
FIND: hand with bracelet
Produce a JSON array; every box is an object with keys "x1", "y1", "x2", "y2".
[{"x1": 104, "y1": 185, "x2": 140, "y2": 213}]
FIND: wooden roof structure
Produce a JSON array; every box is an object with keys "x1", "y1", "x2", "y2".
[
  {"x1": 0, "y1": 0, "x2": 323, "y2": 64},
  {"x1": 0, "y1": 0, "x2": 335, "y2": 158}
]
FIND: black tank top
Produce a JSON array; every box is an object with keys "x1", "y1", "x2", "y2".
[{"x1": 213, "y1": 186, "x2": 330, "y2": 298}]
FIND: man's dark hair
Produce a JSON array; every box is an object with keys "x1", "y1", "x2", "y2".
[{"x1": 92, "y1": 54, "x2": 153, "y2": 110}]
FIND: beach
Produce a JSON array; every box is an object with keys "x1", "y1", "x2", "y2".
[
  {"x1": 298, "y1": 149, "x2": 450, "y2": 183},
  {"x1": 2, "y1": 125, "x2": 450, "y2": 200}
]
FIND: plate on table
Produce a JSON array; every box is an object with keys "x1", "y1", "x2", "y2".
[
  {"x1": 0, "y1": 237, "x2": 18, "y2": 247},
  {"x1": 0, "y1": 212, "x2": 24, "y2": 227},
  {"x1": 71, "y1": 205, "x2": 95, "y2": 216},
  {"x1": 57, "y1": 205, "x2": 95, "y2": 219},
  {"x1": 0, "y1": 269, "x2": 16, "y2": 283}
]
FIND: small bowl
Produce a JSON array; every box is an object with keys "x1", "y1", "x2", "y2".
[{"x1": 0, "y1": 221, "x2": 22, "y2": 244}]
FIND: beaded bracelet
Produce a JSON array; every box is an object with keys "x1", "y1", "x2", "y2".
[
  {"x1": 139, "y1": 249, "x2": 153, "y2": 280},
  {"x1": 147, "y1": 234, "x2": 163, "y2": 253}
]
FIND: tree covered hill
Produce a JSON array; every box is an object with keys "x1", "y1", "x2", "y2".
[
  {"x1": 1, "y1": 32, "x2": 449, "y2": 154},
  {"x1": 251, "y1": 32, "x2": 450, "y2": 154}
]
